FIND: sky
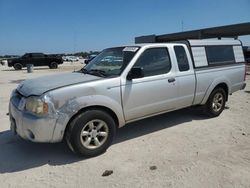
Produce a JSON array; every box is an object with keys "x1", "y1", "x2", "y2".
[{"x1": 0, "y1": 0, "x2": 250, "y2": 55}]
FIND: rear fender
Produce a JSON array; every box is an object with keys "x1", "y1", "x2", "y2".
[{"x1": 200, "y1": 77, "x2": 231, "y2": 105}]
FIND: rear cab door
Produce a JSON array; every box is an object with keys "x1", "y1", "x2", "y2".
[{"x1": 171, "y1": 44, "x2": 196, "y2": 108}]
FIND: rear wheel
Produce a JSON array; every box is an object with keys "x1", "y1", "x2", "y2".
[
  {"x1": 204, "y1": 87, "x2": 226, "y2": 117},
  {"x1": 49, "y1": 62, "x2": 58, "y2": 69},
  {"x1": 13, "y1": 63, "x2": 22, "y2": 70},
  {"x1": 66, "y1": 110, "x2": 116, "y2": 157}
]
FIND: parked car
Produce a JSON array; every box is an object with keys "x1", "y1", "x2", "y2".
[
  {"x1": 8, "y1": 53, "x2": 63, "y2": 70},
  {"x1": 63, "y1": 56, "x2": 79, "y2": 62},
  {"x1": 9, "y1": 39, "x2": 246, "y2": 157}
]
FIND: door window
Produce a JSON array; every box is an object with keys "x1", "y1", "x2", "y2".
[
  {"x1": 133, "y1": 48, "x2": 171, "y2": 77},
  {"x1": 174, "y1": 46, "x2": 190, "y2": 71},
  {"x1": 31, "y1": 53, "x2": 44, "y2": 58}
]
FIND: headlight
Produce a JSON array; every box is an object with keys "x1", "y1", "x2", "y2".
[{"x1": 25, "y1": 97, "x2": 48, "y2": 114}]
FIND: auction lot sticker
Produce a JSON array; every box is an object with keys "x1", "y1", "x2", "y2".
[{"x1": 123, "y1": 47, "x2": 139, "y2": 52}]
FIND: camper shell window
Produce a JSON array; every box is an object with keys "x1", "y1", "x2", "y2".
[{"x1": 205, "y1": 46, "x2": 235, "y2": 65}]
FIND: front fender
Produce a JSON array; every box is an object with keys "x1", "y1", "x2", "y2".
[
  {"x1": 73, "y1": 95, "x2": 125, "y2": 126},
  {"x1": 51, "y1": 95, "x2": 125, "y2": 142}
]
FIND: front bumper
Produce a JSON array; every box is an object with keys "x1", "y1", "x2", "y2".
[{"x1": 9, "y1": 99, "x2": 58, "y2": 143}]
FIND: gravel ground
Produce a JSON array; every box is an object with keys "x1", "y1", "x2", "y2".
[{"x1": 0, "y1": 62, "x2": 250, "y2": 188}]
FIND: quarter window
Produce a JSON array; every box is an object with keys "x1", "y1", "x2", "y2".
[
  {"x1": 32, "y1": 53, "x2": 44, "y2": 58},
  {"x1": 205, "y1": 46, "x2": 235, "y2": 64},
  {"x1": 133, "y1": 48, "x2": 171, "y2": 77},
  {"x1": 174, "y1": 46, "x2": 190, "y2": 71}
]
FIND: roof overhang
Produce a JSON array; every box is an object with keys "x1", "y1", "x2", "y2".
[{"x1": 135, "y1": 22, "x2": 250, "y2": 43}]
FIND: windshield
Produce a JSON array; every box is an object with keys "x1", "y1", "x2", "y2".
[{"x1": 82, "y1": 46, "x2": 140, "y2": 77}]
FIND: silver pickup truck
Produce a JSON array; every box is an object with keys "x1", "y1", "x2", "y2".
[{"x1": 9, "y1": 39, "x2": 246, "y2": 157}]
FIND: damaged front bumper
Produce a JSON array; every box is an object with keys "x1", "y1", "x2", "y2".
[{"x1": 9, "y1": 96, "x2": 59, "y2": 143}]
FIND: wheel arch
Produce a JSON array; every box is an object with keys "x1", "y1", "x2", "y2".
[
  {"x1": 214, "y1": 83, "x2": 229, "y2": 101},
  {"x1": 63, "y1": 105, "x2": 120, "y2": 140},
  {"x1": 201, "y1": 80, "x2": 230, "y2": 105}
]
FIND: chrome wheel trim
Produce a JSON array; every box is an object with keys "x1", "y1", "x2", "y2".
[
  {"x1": 212, "y1": 93, "x2": 224, "y2": 112},
  {"x1": 80, "y1": 119, "x2": 109, "y2": 150}
]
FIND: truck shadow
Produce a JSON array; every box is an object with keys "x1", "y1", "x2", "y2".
[
  {"x1": 0, "y1": 107, "x2": 207, "y2": 173},
  {"x1": 0, "y1": 131, "x2": 79, "y2": 174},
  {"x1": 115, "y1": 108, "x2": 206, "y2": 144}
]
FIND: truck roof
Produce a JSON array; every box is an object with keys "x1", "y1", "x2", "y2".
[{"x1": 128, "y1": 39, "x2": 242, "y2": 48}]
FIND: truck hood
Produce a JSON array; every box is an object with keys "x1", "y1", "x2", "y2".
[
  {"x1": 17, "y1": 72, "x2": 102, "y2": 97},
  {"x1": 8, "y1": 57, "x2": 20, "y2": 62}
]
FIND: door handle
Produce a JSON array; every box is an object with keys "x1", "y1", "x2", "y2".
[{"x1": 168, "y1": 78, "x2": 176, "y2": 83}]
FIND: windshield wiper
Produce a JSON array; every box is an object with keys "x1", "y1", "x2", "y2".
[
  {"x1": 80, "y1": 68, "x2": 89, "y2": 74},
  {"x1": 88, "y1": 69, "x2": 107, "y2": 77},
  {"x1": 79, "y1": 68, "x2": 107, "y2": 77}
]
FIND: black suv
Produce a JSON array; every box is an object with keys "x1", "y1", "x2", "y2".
[{"x1": 8, "y1": 53, "x2": 63, "y2": 70}]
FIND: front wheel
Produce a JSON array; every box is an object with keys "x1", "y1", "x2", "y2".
[
  {"x1": 65, "y1": 110, "x2": 116, "y2": 157},
  {"x1": 204, "y1": 88, "x2": 226, "y2": 117}
]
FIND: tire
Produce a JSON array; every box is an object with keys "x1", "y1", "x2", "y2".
[
  {"x1": 13, "y1": 63, "x2": 23, "y2": 70},
  {"x1": 49, "y1": 62, "x2": 58, "y2": 69},
  {"x1": 204, "y1": 87, "x2": 226, "y2": 117},
  {"x1": 65, "y1": 110, "x2": 116, "y2": 157}
]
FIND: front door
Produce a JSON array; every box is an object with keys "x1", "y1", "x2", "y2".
[
  {"x1": 121, "y1": 47, "x2": 178, "y2": 121},
  {"x1": 21, "y1": 53, "x2": 31, "y2": 66}
]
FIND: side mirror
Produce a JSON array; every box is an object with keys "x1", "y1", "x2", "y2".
[
  {"x1": 127, "y1": 67, "x2": 144, "y2": 80},
  {"x1": 84, "y1": 59, "x2": 89, "y2": 64}
]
